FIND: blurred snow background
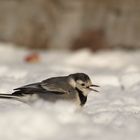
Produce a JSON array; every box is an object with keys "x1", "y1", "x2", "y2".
[{"x1": 0, "y1": 43, "x2": 140, "y2": 140}]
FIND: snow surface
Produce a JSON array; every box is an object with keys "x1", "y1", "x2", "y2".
[{"x1": 0, "y1": 43, "x2": 140, "y2": 140}]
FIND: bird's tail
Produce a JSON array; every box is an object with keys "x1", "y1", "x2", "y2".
[{"x1": 0, "y1": 93, "x2": 24, "y2": 102}]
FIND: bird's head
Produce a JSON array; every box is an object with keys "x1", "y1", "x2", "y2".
[{"x1": 68, "y1": 73, "x2": 99, "y2": 96}]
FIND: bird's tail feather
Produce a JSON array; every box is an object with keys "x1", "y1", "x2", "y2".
[{"x1": 0, "y1": 93, "x2": 25, "y2": 103}]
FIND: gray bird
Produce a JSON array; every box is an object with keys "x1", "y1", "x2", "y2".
[{"x1": 0, "y1": 73, "x2": 99, "y2": 106}]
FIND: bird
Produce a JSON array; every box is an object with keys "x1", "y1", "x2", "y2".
[{"x1": 0, "y1": 73, "x2": 99, "y2": 106}]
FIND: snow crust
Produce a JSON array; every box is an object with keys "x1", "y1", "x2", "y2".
[{"x1": 0, "y1": 43, "x2": 140, "y2": 140}]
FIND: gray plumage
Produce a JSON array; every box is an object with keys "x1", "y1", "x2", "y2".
[{"x1": 0, "y1": 73, "x2": 99, "y2": 106}]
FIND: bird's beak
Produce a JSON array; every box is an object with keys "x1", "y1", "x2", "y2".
[
  {"x1": 91, "y1": 84, "x2": 100, "y2": 87},
  {"x1": 88, "y1": 84, "x2": 100, "y2": 92},
  {"x1": 89, "y1": 88, "x2": 99, "y2": 92}
]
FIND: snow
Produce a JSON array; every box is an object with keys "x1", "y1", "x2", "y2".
[{"x1": 0, "y1": 43, "x2": 140, "y2": 140}]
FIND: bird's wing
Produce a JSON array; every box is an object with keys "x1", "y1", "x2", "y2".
[
  {"x1": 41, "y1": 78, "x2": 77, "y2": 95},
  {"x1": 13, "y1": 82, "x2": 47, "y2": 95},
  {"x1": 14, "y1": 82, "x2": 41, "y2": 90},
  {"x1": 12, "y1": 82, "x2": 72, "y2": 96},
  {"x1": 41, "y1": 82, "x2": 69, "y2": 94},
  {"x1": 13, "y1": 76, "x2": 77, "y2": 96}
]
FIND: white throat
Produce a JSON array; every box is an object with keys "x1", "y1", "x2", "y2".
[{"x1": 81, "y1": 89, "x2": 89, "y2": 96}]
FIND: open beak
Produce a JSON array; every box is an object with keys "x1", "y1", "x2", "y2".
[
  {"x1": 88, "y1": 84, "x2": 100, "y2": 92},
  {"x1": 91, "y1": 84, "x2": 100, "y2": 87}
]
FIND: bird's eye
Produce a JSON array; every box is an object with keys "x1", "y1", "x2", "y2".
[{"x1": 81, "y1": 83, "x2": 85, "y2": 86}]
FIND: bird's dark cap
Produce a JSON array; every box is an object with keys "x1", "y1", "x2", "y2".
[{"x1": 68, "y1": 73, "x2": 91, "y2": 82}]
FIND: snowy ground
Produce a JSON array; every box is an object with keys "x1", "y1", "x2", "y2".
[{"x1": 0, "y1": 43, "x2": 140, "y2": 140}]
